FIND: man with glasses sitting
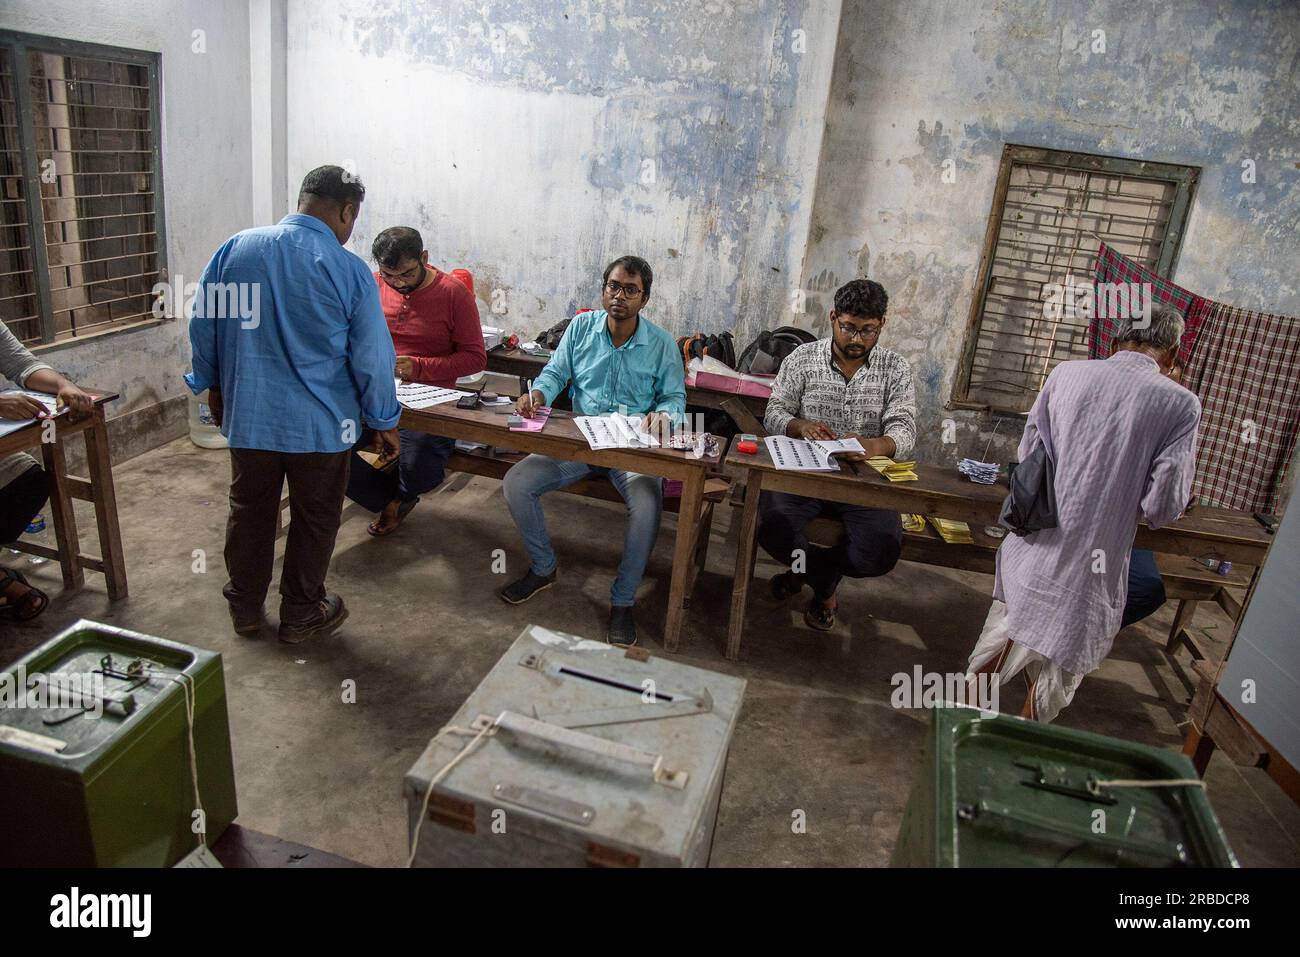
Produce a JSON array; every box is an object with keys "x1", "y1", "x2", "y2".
[
  {"x1": 759, "y1": 279, "x2": 917, "y2": 631},
  {"x1": 499, "y1": 255, "x2": 685, "y2": 647}
]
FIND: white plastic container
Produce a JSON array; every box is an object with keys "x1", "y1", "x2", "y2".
[{"x1": 188, "y1": 391, "x2": 227, "y2": 449}]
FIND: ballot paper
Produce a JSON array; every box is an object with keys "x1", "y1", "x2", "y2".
[
  {"x1": 510, "y1": 406, "x2": 552, "y2": 432},
  {"x1": 395, "y1": 379, "x2": 469, "y2": 410},
  {"x1": 816, "y1": 437, "x2": 865, "y2": 455},
  {"x1": 958, "y1": 458, "x2": 999, "y2": 485},
  {"x1": 574, "y1": 414, "x2": 661, "y2": 450},
  {"x1": 0, "y1": 390, "x2": 58, "y2": 439},
  {"x1": 901, "y1": 513, "x2": 927, "y2": 534},
  {"x1": 927, "y1": 516, "x2": 974, "y2": 544},
  {"x1": 764, "y1": 435, "x2": 840, "y2": 471},
  {"x1": 865, "y1": 456, "x2": 919, "y2": 482}
]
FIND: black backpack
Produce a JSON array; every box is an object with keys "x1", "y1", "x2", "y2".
[
  {"x1": 737, "y1": 326, "x2": 817, "y2": 375},
  {"x1": 677, "y1": 331, "x2": 736, "y2": 370}
]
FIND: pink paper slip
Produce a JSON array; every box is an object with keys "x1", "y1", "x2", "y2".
[{"x1": 510, "y1": 407, "x2": 552, "y2": 432}]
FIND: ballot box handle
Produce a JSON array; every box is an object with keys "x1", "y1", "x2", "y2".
[{"x1": 473, "y1": 711, "x2": 689, "y2": 790}]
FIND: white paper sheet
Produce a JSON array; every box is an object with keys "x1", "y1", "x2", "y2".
[
  {"x1": 764, "y1": 435, "x2": 844, "y2": 471},
  {"x1": 0, "y1": 390, "x2": 58, "y2": 439},
  {"x1": 394, "y1": 379, "x2": 469, "y2": 410},
  {"x1": 815, "y1": 437, "x2": 864, "y2": 455},
  {"x1": 573, "y1": 413, "x2": 661, "y2": 451}
]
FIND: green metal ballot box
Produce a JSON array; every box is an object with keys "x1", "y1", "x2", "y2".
[
  {"x1": 0, "y1": 619, "x2": 237, "y2": 867},
  {"x1": 891, "y1": 708, "x2": 1235, "y2": 868}
]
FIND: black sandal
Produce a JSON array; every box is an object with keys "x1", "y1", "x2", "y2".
[
  {"x1": 804, "y1": 596, "x2": 837, "y2": 631},
  {"x1": 0, "y1": 566, "x2": 49, "y2": 621}
]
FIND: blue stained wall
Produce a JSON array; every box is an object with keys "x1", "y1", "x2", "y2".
[
  {"x1": 289, "y1": 0, "x2": 841, "y2": 347},
  {"x1": 802, "y1": 0, "x2": 1300, "y2": 463}
]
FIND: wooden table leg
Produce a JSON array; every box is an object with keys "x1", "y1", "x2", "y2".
[
  {"x1": 1166, "y1": 598, "x2": 1198, "y2": 653},
  {"x1": 84, "y1": 407, "x2": 128, "y2": 599},
  {"x1": 663, "y1": 470, "x2": 705, "y2": 653},
  {"x1": 684, "y1": 500, "x2": 715, "y2": 607},
  {"x1": 41, "y1": 431, "x2": 85, "y2": 593},
  {"x1": 725, "y1": 471, "x2": 763, "y2": 661}
]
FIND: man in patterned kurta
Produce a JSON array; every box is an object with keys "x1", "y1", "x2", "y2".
[
  {"x1": 760, "y1": 279, "x2": 917, "y2": 631},
  {"x1": 967, "y1": 306, "x2": 1200, "y2": 721}
]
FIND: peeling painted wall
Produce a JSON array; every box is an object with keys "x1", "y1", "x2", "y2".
[
  {"x1": 802, "y1": 0, "x2": 1300, "y2": 464},
  {"x1": 0, "y1": 0, "x2": 256, "y2": 459},
  {"x1": 287, "y1": 0, "x2": 840, "y2": 348}
]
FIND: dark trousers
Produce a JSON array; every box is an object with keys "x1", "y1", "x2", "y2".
[
  {"x1": 757, "y1": 490, "x2": 903, "y2": 600},
  {"x1": 224, "y1": 448, "x2": 350, "y2": 625},
  {"x1": 345, "y1": 428, "x2": 455, "y2": 513},
  {"x1": 0, "y1": 464, "x2": 49, "y2": 544},
  {"x1": 1122, "y1": 548, "x2": 1167, "y2": 628}
]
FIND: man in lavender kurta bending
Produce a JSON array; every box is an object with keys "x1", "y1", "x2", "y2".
[{"x1": 965, "y1": 305, "x2": 1200, "y2": 721}]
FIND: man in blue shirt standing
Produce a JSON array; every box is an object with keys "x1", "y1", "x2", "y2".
[
  {"x1": 186, "y1": 165, "x2": 401, "y2": 642},
  {"x1": 501, "y1": 256, "x2": 685, "y2": 647}
]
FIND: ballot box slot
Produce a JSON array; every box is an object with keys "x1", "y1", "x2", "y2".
[
  {"x1": 520, "y1": 651, "x2": 712, "y2": 728},
  {"x1": 556, "y1": 665, "x2": 676, "y2": 702}
]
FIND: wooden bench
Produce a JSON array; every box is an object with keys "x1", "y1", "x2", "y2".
[
  {"x1": 727, "y1": 480, "x2": 1002, "y2": 576},
  {"x1": 728, "y1": 484, "x2": 1253, "y2": 654},
  {"x1": 1155, "y1": 553, "x2": 1254, "y2": 660},
  {"x1": 276, "y1": 446, "x2": 730, "y2": 608}
]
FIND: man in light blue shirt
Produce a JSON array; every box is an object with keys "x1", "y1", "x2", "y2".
[
  {"x1": 501, "y1": 255, "x2": 685, "y2": 647},
  {"x1": 186, "y1": 165, "x2": 400, "y2": 642}
]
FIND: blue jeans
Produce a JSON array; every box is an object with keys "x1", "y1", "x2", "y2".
[
  {"x1": 502, "y1": 454, "x2": 663, "y2": 607},
  {"x1": 1122, "y1": 548, "x2": 1167, "y2": 628},
  {"x1": 345, "y1": 428, "x2": 455, "y2": 513}
]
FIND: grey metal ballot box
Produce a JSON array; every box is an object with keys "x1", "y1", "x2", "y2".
[{"x1": 404, "y1": 624, "x2": 746, "y2": 867}]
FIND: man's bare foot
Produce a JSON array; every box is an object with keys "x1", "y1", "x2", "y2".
[{"x1": 367, "y1": 497, "x2": 418, "y2": 537}]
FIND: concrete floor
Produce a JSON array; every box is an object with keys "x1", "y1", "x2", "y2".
[{"x1": 5, "y1": 435, "x2": 1300, "y2": 867}]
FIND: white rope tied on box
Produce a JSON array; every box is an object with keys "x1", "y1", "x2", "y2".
[
  {"x1": 158, "y1": 669, "x2": 205, "y2": 849},
  {"x1": 406, "y1": 720, "x2": 499, "y2": 868}
]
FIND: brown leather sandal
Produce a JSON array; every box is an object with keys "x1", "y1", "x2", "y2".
[{"x1": 0, "y1": 566, "x2": 49, "y2": 622}]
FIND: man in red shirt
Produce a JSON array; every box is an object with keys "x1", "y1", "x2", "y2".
[{"x1": 347, "y1": 226, "x2": 486, "y2": 534}]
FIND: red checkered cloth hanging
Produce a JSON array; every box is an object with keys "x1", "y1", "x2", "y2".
[
  {"x1": 1087, "y1": 243, "x2": 1212, "y2": 363},
  {"x1": 1184, "y1": 301, "x2": 1300, "y2": 513}
]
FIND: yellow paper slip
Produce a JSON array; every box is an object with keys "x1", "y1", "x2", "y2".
[
  {"x1": 902, "y1": 513, "x2": 927, "y2": 533},
  {"x1": 926, "y1": 516, "x2": 973, "y2": 543},
  {"x1": 865, "y1": 457, "x2": 919, "y2": 482}
]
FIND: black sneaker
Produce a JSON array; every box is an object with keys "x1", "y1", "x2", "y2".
[
  {"x1": 607, "y1": 606, "x2": 637, "y2": 647},
  {"x1": 223, "y1": 583, "x2": 264, "y2": 635},
  {"x1": 278, "y1": 594, "x2": 348, "y2": 644},
  {"x1": 499, "y1": 568, "x2": 556, "y2": 605},
  {"x1": 770, "y1": 570, "x2": 806, "y2": 601},
  {"x1": 228, "y1": 606, "x2": 264, "y2": 636}
]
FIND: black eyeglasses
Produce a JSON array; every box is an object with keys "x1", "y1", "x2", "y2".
[
  {"x1": 835, "y1": 319, "x2": 881, "y2": 339},
  {"x1": 605, "y1": 280, "x2": 643, "y2": 300}
]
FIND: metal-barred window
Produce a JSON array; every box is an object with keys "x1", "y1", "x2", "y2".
[
  {"x1": 952, "y1": 145, "x2": 1197, "y2": 414},
  {"x1": 0, "y1": 30, "x2": 166, "y2": 347}
]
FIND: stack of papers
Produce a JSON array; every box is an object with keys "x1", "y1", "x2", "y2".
[
  {"x1": 901, "y1": 513, "x2": 927, "y2": 534},
  {"x1": 395, "y1": 379, "x2": 469, "y2": 410},
  {"x1": 927, "y1": 516, "x2": 974, "y2": 544},
  {"x1": 574, "y1": 414, "x2": 660, "y2": 450},
  {"x1": 865, "y1": 456, "x2": 918, "y2": 482},
  {"x1": 958, "y1": 458, "x2": 999, "y2": 484},
  {"x1": 764, "y1": 435, "x2": 864, "y2": 471}
]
